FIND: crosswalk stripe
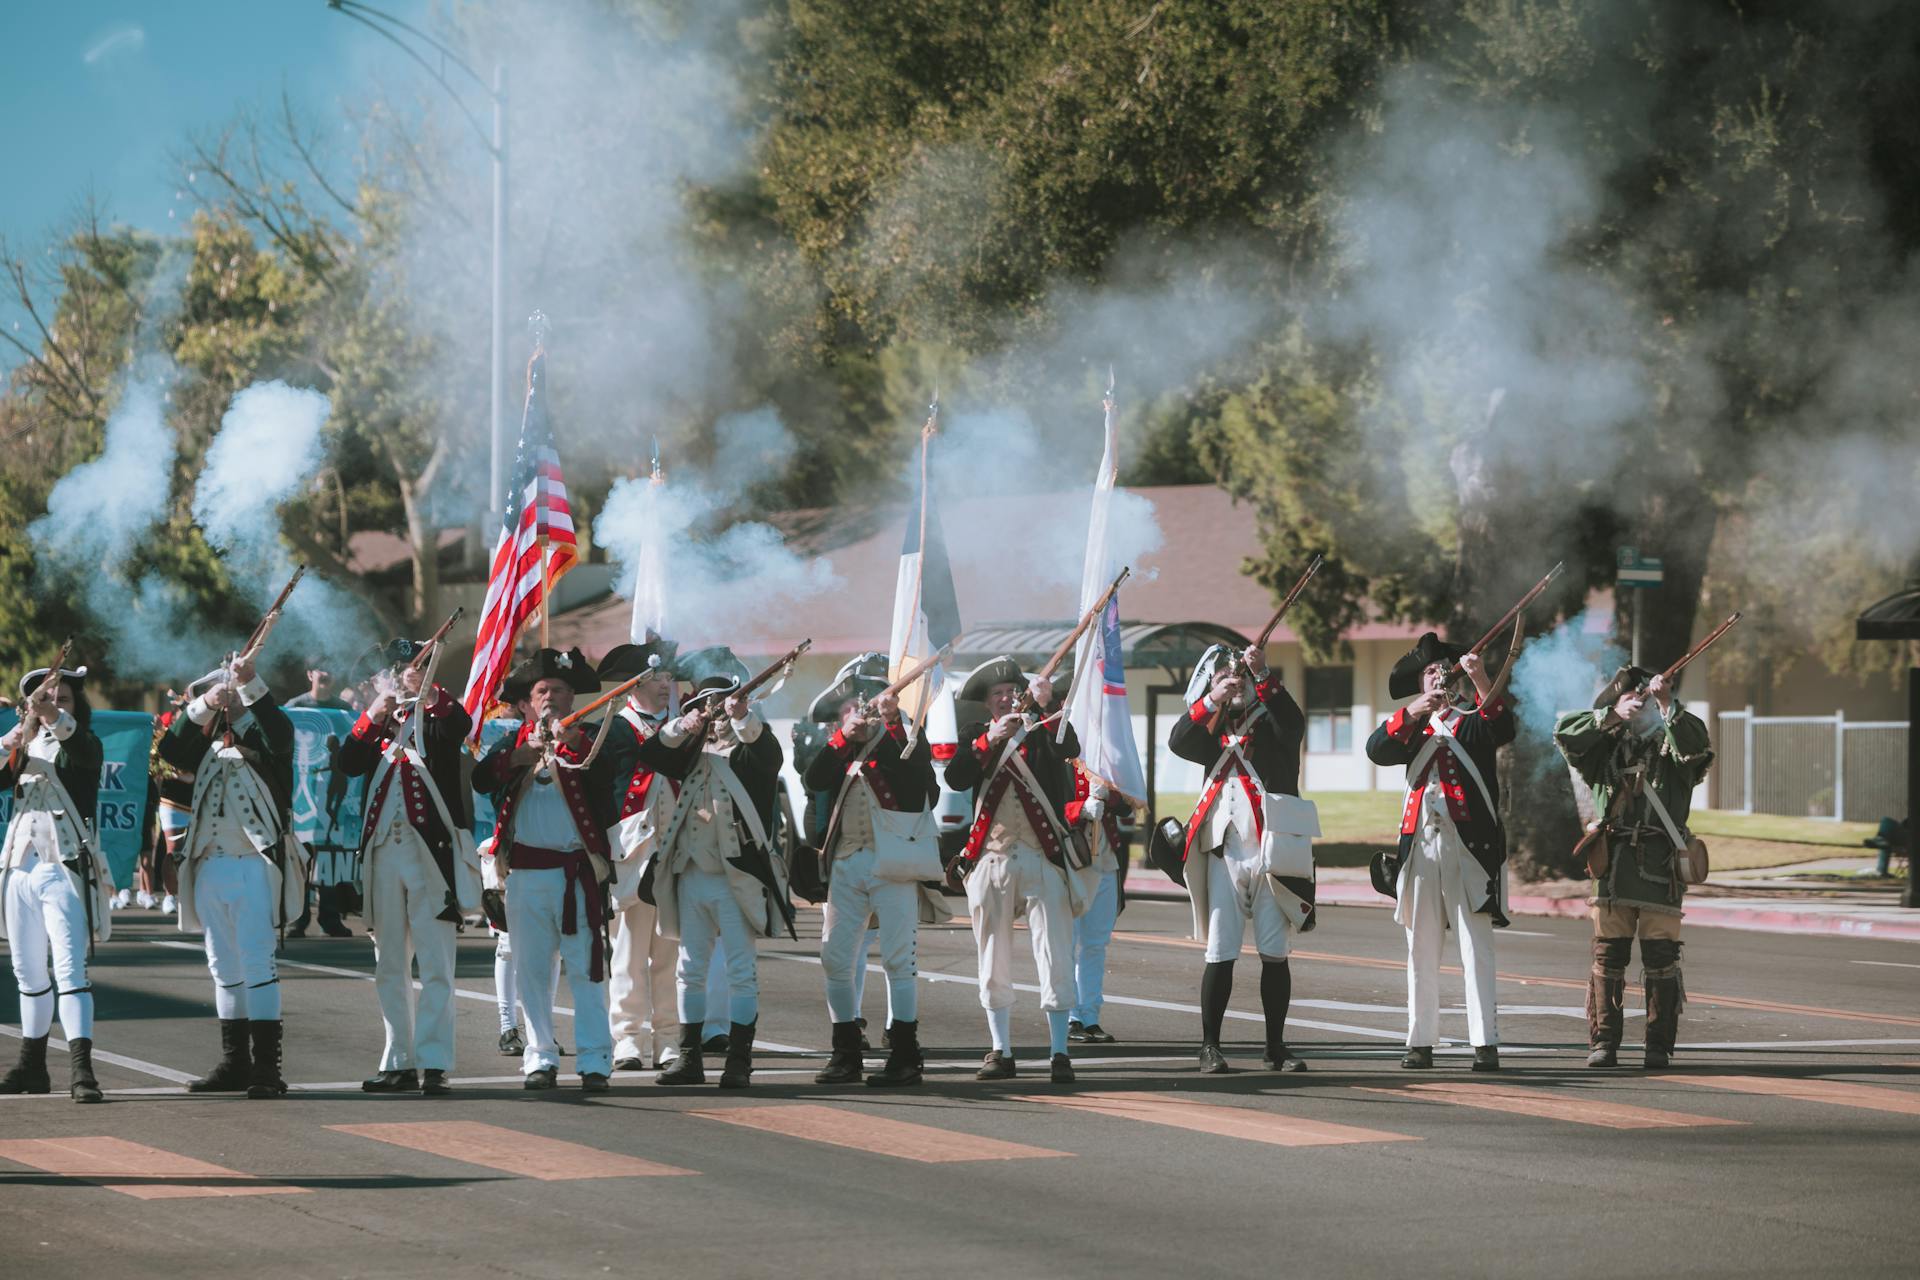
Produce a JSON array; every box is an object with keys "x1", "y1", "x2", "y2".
[
  {"x1": 1018, "y1": 1091, "x2": 1419, "y2": 1147},
  {"x1": 689, "y1": 1103, "x2": 1070, "y2": 1162},
  {"x1": 1664, "y1": 1074, "x2": 1920, "y2": 1117},
  {"x1": 329, "y1": 1121, "x2": 697, "y2": 1180},
  {"x1": 1355, "y1": 1083, "x2": 1744, "y2": 1130},
  {"x1": 0, "y1": 1136, "x2": 306, "y2": 1199}
]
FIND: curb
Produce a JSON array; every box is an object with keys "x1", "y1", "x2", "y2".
[{"x1": 1122, "y1": 874, "x2": 1920, "y2": 944}]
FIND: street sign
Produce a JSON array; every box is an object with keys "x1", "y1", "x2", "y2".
[{"x1": 1617, "y1": 546, "x2": 1664, "y2": 589}]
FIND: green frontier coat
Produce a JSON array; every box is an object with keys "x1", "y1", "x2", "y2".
[{"x1": 1553, "y1": 705, "x2": 1714, "y2": 915}]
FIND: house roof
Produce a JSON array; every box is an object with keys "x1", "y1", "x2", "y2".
[{"x1": 549, "y1": 483, "x2": 1426, "y2": 659}]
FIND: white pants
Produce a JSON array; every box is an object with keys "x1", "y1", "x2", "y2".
[
  {"x1": 1070, "y1": 869, "x2": 1119, "y2": 1024},
  {"x1": 967, "y1": 846, "x2": 1075, "y2": 1014},
  {"x1": 4, "y1": 853, "x2": 93, "y2": 1040},
  {"x1": 821, "y1": 849, "x2": 918, "y2": 1025},
  {"x1": 609, "y1": 898, "x2": 679, "y2": 1063},
  {"x1": 1204, "y1": 843, "x2": 1292, "y2": 963},
  {"x1": 194, "y1": 856, "x2": 281, "y2": 1021},
  {"x1": 675, "y1": 870, "x2": 759, "y2": 1027},
  {"x1": 505, "y1": 866, "x2": 612, "y2": 1076},
  {"x1": 1401, "y1": 810, "x2": 1499, "y2": 1048},
  {"x1": 369, "y1": 831, "x2": 458, "y2": 1072}
]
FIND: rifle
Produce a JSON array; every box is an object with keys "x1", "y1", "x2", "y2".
[
  {"x1": 850, "y1": 642, "x2": 954, "y2": 723},
  {"x1": 1445, "y1": 561, "x2": 1563, "y2": 685},
  {"x1": 407, "y1": 606, "x2": 466, "y2": 673},
  {"x1": 204, "y1": 565, "x2": 307, "y2": 740},
  {"x1": 1012, "y1": 567, "x2": 1131, "y2": 718},
  {"x1": 1204, "y1": 555, "x2": 1323, "y2": 733},
  {"x1": 1646, "y1": 611, "x2": 1742, "y2": 691},
  {"x1": 683, "y1": 639, "x2": 815, "y2": 736},
  {"x1": 7, "y1": 637, "x2": 72, "y2": 771}
]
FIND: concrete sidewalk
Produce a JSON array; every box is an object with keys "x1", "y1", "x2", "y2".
[{"x1": 1123, "y1": 864, "x2": 1920, "y2": 943}]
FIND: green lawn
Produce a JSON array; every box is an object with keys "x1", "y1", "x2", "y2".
[{"x1": 1151, "y1": 790, "x2": 1876, "y2": 874}]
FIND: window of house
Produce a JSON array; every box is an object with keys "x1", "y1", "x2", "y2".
[{"x1": 1305, "y1": 666, "x2": 1353, "y2": 754}]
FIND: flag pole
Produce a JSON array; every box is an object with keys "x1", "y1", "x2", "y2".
[{"x1": 906, "y1": 392, "x2": 938, "y2": 741}]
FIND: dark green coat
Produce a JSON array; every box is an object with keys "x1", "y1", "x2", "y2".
[{"x1": 1554, "y1": 705, "x2": 1714, "y2": 914}]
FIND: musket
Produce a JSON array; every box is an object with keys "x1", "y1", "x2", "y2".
[
  {"x1": 1444, "y1": 560, "x2": 1564, "y2": 684},
  {"x1": 1012, "y1": 567, "x2": 1131, "y2": 717},
  {"x1": 560, "y1": 661, "x2": 662, "y2": 731},
  {"x1": 7, "y1": 637, "x2": 72, "y2": 771},
  {"x1": 407, "y1": 606, "x2": 466, "y2": 673},
  {"x1": 1648, "y1": 611, "x2": 1742, "y2": 689},
  {"x1": 679, "y1": 639, "x2": 815, "y2": 737},
  {"x1": 240, "y1": 565, "x2": 307, "y2": 662},
  {"x1": 1204, "y1": 555, "x2": 1324, "y2": 733}
]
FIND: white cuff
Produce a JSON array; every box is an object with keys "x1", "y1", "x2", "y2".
[
  {"x1": 659, "y1": 718, "x2": 692, "y2": 747},
  {"x1": 1082, "y1": 798, "x2": 1106, "y2": 823},
  {"x1": 47, "y1": 710, "x2": 76, "y2": 741},
  {"x1": 237, "y1": 675, "x2": 270, "y2": 707},
  {"x1": 187, "y1": 695, "x2": 218, "y2": 727},
  {"x1": 1201, "y1": 693, "x2": 1219, "y2": 713},
  {"x1": 731, "y1": 708, "x2": 763, "y2": 743}
]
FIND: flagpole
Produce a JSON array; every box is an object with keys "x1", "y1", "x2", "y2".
[{"x1": 904, "y1": 393, "x2": 938, "y2": 737}]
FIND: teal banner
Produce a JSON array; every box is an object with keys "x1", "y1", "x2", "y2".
[
  {"x1": 470, "y1": 717, "x2": 521, "y2": 841},
  {"x1": 286, "y1": 706, "x2": 367, "y2": 889},
  {"x1": 0, "y1": 708, "x2": 155, "y2": 891}
]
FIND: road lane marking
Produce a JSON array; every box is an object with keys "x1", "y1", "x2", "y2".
[
  {"x1": 0, "y1": 1137, "x2": 306, "y2": 1199},
  {"x1": 689, "y1": 1103, "x2": 1070, "y2": 1162},
  {"x1": 149, "y1": 941, "x2": 818, "y2": 1055},
  {"x1": 1356, "y1": 1083, "x2": 1744, "y2": 1130},
  {"x1": 1852, "y1": 960, "x2": 1920, "y2": 970},
  {"x1": 329, "y1": 1121, "x2": 696, "y2": 1179},
  {"x1": 1664, "y1": 1074, "x2": 1920, "y2": 1117},
  {"x1": 1107, "y1": 931, "x2": 1920, "y2": 1028},
  {"x1": 0, "y1": 1025, "x2": 198, "y2": 1084},
  {"x1": 1019, "y1": 1091, "x2": 1419, "y2": 1147}
]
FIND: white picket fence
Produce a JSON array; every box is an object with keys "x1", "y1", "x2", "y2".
[{"x1": 1713, "y1": 709, "x2": 1908, "y2": 822}]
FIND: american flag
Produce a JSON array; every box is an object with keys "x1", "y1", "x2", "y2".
[{"x1": 461, "y1": 344, "x2": 578, "y2": 735}]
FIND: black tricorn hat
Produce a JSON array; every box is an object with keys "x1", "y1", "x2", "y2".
[
  {"x1": 959, "y1": 655, "x2": 1025, "y2": 705},
  {"x1": 809, "y1": 651, "x2": 890, "y2": 722},
  {"x1": 673, "y1": 646, "x2": 751, "y2": 706},
  {"x1": 599, "y1": 638, "x2": 678, "y2": 683},
  {"x1": 1369, "y1": 849, "x2": 1399, "y2": 898},
  {"x1": 1388, "y1": 632, "x2": 1466, "y2": 701},
  {"x1": 501, "y1": 647, "x2": 599, "y2": 702},
  {"x1": 1593, "y1": 664, "x2": 1654, "y2": 710},
  {"x1": 383, "y1": 637, "x2": 423, "y2": 666}
]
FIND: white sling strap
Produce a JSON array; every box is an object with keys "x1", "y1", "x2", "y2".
[
  {"x1": 1408, "y1": 712, "x2": 1497, "y2": 816},
  {"x1": 1631, "y1": 764, "x2": 1690, "y2": 852}
]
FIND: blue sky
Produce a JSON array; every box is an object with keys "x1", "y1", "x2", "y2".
[{"x1": 0, "y1": 1, "x2": 432, "y2": 254}]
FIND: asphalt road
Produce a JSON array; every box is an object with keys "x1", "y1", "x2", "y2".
[{"x1": 3, "y1": 898, "x2": 1917, "y2": 1279}]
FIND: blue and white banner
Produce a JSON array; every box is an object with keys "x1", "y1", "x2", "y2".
[
  {"x1": 470, "y1": 717, "x2": 521, "y2": 841},
  {"x1": 286, "y1": 707, "x2": 366, "y2": 888}
]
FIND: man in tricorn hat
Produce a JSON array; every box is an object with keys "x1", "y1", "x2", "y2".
[
  {"x1": 1554, "y1": 666, "x2": 1713, "y2": 1069},
  {"x1": 803, "y1": 652, "x2": 936, "y2": 1088},
  {"x1": 1365, "y1": 632, "x2": 1513, "y2": 1071},
  {"x1": 1167, "y1": 642, "x2": 1313, "y2": 1074},
  {"x1": 0, "y1": 663, "x2": 110, "y2": 1101},
  {"x1": 598, "y1": 637, "x2": 683, "y2": 1072},
  {"x1": 639, "y1": 646, "x2": 794, "y2": 1089},
  {"x1": 944, "y1": 656, "x2": 1086, "y2": 1084},
  {"x1": 159, "y1": 652, "x2": 303, "y2": 1099},
  {"x1": 333, "y1": 636, "x2": 477, "y2": 1096},
  {"x1": 471, "y1": 646, "x2": 618, "y2": 1091}
]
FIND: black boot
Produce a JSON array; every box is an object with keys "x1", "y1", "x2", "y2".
[
  {"x1": 1199, "y1": 958, "x2": 1234, "y2": 1053},
  {"x1": 246, "y1": 1020, "x2": 286, "y2": 1099},
  {"x1": 1641, "y1": 938, "x2": 1684, "y2": 1069},
  {"x1": 0, "y1": 1034, "x2": 51, "y2": 1095},
  {"x1": 718, "y1": 1020, "x2": 756, "y2": 1089},
  {"x1": 1259, "y1": 959, "x2": 1307, "y2": 1071},
  {"x1": 655, "y1": 1025, "x2": 705, "y2": 1086},
  {"x1": 814, "y1": 1021, "x2": 864, "y2": 1085},
  {"x1": 1587, "y1": 936, "x2": 1630, "y2": 1068},
  {"x1": 68, "y1": 1037, "x2": 103, "y2": 1104},
  {"x1": 188, "y1": 1019, "x2": 251, "y2": 1093},
  {"x1": 866, "y1": 1020, "x2": 922, "y2": 1087}
]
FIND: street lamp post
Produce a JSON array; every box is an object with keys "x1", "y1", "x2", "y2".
[{"x1": 325, "y1": 1, "x2": 508, "y2": 532}]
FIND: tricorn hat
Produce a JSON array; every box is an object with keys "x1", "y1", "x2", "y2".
[
  {"x1": 1388, "y1": 632, "x2": 1466, "y2": 701},
  {"x1": 959, "y1": 655, "x2": 1025, "y2": 706},
  {"x1": 809, "y1": 651, "x2": 890, "y2": 722},
  {"x1": 18, "y1": 666, "x2": 87, "y2": 698},
  {"x1": 383, "y1": 637, "x2": 423, "y2": 666},
  {"x1": 1183, "y1": 643, "x2": 1236, "y2": 705},
  {"x1": 501, "y1": 647, "x2": 599, "y2": 703},
  {"x1": 673, "y1": 645, "x2": 751, "y2": 707},
  {"x1": 599, "y1": 638, "x2": 678, "y2": 683},
  {"x1": 1593, "y1": 664, "x2": 1654, "y2": 710}
]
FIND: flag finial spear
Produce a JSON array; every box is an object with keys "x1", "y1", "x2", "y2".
[
  {"x1": 527, "y1": 309, "x2": 551, "y2": 351},
  {"x1": 651, "y1": 436, "x2": 663, "y2": 481},
  {"x1": 923, "y1": 387, "x2": 940, "y2": 438},
  {"x1": 1106, "y1": 364, "x2": 1115, "y2": 399}
]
